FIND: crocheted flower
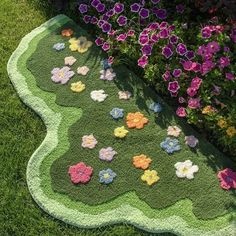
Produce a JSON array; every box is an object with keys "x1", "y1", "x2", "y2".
[
  {"x1": 61, "y1": 28, "x2": 74, "y2": 37},
  {"x1": 133, "y1": 154, "x2": 152, "y2": 170},
  {"x1": 141, "y1": 170, "x2": 160, "y2": 186},
  {"x1": 160, "y1": 137, "x2": 181, "y2": 154},
  {"x1": 149, "y1": 102, "x2": 162, "y2": 113},
  {"x1": 185, "y1": 135, "x2": 199, "y2": 148},
  {"x1": 114, "y1": 126, "x2": 129, "y2": 138},
  {"x1": 71, "y1": 81, "x2": 85, "y2": 93},
  {"x1": 81, "y1": 134, "x2": 97, "y2": 149},
  {"x1": 217, "y1": 168, "x2": 236, "y2": 190},
  {"x1": 167, "y1": 126, "x2": 182, "y2": 137},
  {"x1": 100, "y1": 68, "x2": 116, "y2": 81},
  {"x1": 68, "y1": 162, "x2": 93, "y2": 184},
  {"x1": 64, "y1": 56, "x2": 77, "y2": 66},
  {"x1": 126, "y1": 112, "x2": 149, "y2": 129},
  {"x1": 118, "y1": 91, "x2": 132, "y2": 100},
  {"x1": 174, "y1": 160, "x2": 199, "y2": 179},
  {"x1": 69, "y1": 37, "x2": 92, "y2": 53},
  {"x1": 226, "y1": 126, "x2": 236, "y2": 138},
  {"x1": 51, "y1": 67, "x2": 75, "y2": 84},
  {"x1": 99, "y1": 168, "x2": 117, "y2": 184},
  {"x1": 77, "y1": 66, "x2": 90, "y2": 75},
  {"x1": 90, "y1": 90, "x2": 108, "y2": 102},
  {"x1": 53, "y1": 43, "x2": 65, "y2": 51},
  {"x1": 110, "y1": 108, "x2": 124, "y2": 119},
  {"x1": 99, "y1": 147, "x2": 117, "y2": 162}
]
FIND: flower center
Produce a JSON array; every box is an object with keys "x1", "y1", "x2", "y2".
[
  {"x1": 182, "y1": 167, "x2": 189, "y2": 174},
  {"x1": 226, "y1": 176, "x2": 232, "y2": 182},
  {"x1": 103, "y1": 173, "x2": 110, "y2": 179},
  {"x1": 133, "y1": 118, "x2": 140, "y2": 123},
  {"x1": 58, "y1": 72, "x2": 64, "y2": 78}
]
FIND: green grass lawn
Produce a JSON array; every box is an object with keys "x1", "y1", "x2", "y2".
[{"x1": 0, "y1": 0, "x2": 172, "y2": 235}]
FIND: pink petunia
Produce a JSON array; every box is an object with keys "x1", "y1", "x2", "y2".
[
  {"x1": 188, "y1": 98, "x2": 201, "y2": 109},
  {"x1": 176, "y1": 107, "x2": 187, "y2": 117}
]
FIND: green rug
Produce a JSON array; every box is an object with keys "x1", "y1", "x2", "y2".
[{"x1": 7, "y1": 15, "x2": 236, "y2": 236}]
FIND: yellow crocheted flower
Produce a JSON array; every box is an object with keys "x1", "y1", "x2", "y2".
[
  {"x1": 141, "y1": 170, "x2": 160, "y2": 186},
  {"x1": 69, "y1": 37, "x2": 92, "y2": 53},
  {"x1": 70, "y1": 81, "x2": 85, "y2": 93},
  {"x1": 226, "y1": 126, "x2": 236, "y2": 138},
  {"x1": 114, "y1": 126, "x2": 129, "y2": 138},
  {"x1": 217, "y1": 118, "x2": 228, "y2": 129}
]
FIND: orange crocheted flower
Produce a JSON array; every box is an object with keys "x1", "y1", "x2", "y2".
[
  {"x1": 126, "y1": 112, "x2": 148, "y2": 129},
  {"x1": 61, "y1": 28, "x2": 74, "y2": 37},
  {"x1": 133, "y1": 154, "x2": 152, "y2": 170}
]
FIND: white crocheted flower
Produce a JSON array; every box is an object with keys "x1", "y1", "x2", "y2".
[
  {"x1": 90, "y1": 90, "x2": 108, "y2": 102},
  {"x1": 174, "y1": 160, "x2": 199, "y2": 179}
]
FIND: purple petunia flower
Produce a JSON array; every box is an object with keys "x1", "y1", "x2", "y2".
[
  {"x1": 130, "y1": 3, "x2": 140, "y2": 12},
  {"x1": 207, "y1": 41, "x2": 220, "y2": 54},
  {"x1": 139, "y1": 34, "x2": 149, "y2": 45},
  {"x1": 90, "y1": 16, "x2": 98, "y2": 24},
  {"x1": 127, "y1": 29, "x2": 135, "y2": 36},
  {"x1": 219, "y1": 56, "x2": 230, "y2": 68},
  {"x1": 159, "y1": 29, "x2": 169, "y2": 38},
  {"x1": 176, "y1": 43, "x2": 187, "y2": 55},
  {"x1": 114, "y1": 3, "x2": 124, "y2": 14},
  {"x1": 176, "y1": 4, "x2": 185, "y2": 13},
  {"x1": 79, "y1": 4, "x2": 88, "y2": 14},
  {"x1": 102, "y1": 42, "x2": 110, "y2": 51},
  {"x1": 138, "y1": 55, "x2": 148, "y2": 68},
  {"x1": 148, "y1": 22, "x2": 159, "y2": 30},
  {"x1": 201, "y1": 27, "x2": 212, "y2": 39},
  {"x1": 168, "y1": 25, "x2": 175, "y2": 31},
  {"x1": 169, "y1": 35, "x2": 178, "y2": 44},
  {"x1": 141, "y1": 44, "x2": 152, "y2": 56},
  {"x1": 185, "y1": 51, "x2": 195, "y2": 60},
  {"x1": 116, "y1": 33, "x2": 127, "y2": 41},
  {"x1": 168, "y1": 81, "x2": 180, "y2": 93},
  {"x1": 139, "y1": 8, "x2": 149, "y2": 18},
  {"x1": 226, "y1": 72, "x2": 234, "y2": 81},
  {"x1": 97, "y1": 19, "x2": 105, "y2": 28},
  {"x1": 162, "y1": 46, "x2": 173, "y2": 59},
  {"x1": 106, "y1": 9, "x2": 115, "y2": 17},
  {"x1": 150, "y1": 34, "x2": 159, "y2": 43},
  {"x1": 91, "y1": 0, "x2": 100, "y2": 8},
  {"x1": 102, "y1": 15, "x2": 109, "y2": 21},
  {"x1": 95, "y1": 37, "x2": 104, "y2": 46},
  {"x1": 154, "y1": 8, "x2": 167, "y2": 19},
  {"x1": 173, "y1": 69, "x2": 182, "y2": 78},
  {"x1": 162, "y1": 71, "x2": 171, "y2": 81},
  {"x1": 159, "y1": 21, "x2": 168, "y2": 29},
  {"x1": 96, "y1": 3, "x2": 105, "y2": 12},
  {"x1": 102, "y1": 22, "x2": 112, "y2": 33},
  {"x1": 83, "y1": 15, "x2": 91, "y2": 24},
  {"x1": 117, "y1": 15, "x2": 127, "y2": 26}
]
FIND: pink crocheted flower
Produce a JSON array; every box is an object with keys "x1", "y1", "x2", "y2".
[
  {"x1": 217, "y1": 168, "x2": 236, "y2": 190},
  {"x1": 68, "y1": 162, "x2": 93, "y2": 184}
]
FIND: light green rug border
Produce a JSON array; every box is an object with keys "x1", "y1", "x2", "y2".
[{"x1": 7, "y1": 14, "x2": 236, "y2": 236}]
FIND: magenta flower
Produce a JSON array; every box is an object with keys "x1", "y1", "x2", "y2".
[
  {"x1": 106, "y1": 9, "x2": 115, "y2": 17},
  {"x1": 191, "y1": 77, "x2": 202, "y2": 90},
  {"x1": 185, "y1": 51, "x2": 195, "y2": 60},
  {"x1": 79, "y1": 4, "x2": 88, "y2": 14},
  {"x1": 178, "y1": 97, "x2": 186, "y2": 104},
  {"x1": 176, "y1": 107, "x2": 187, "y2": 117},
  {"x1": 217, "y1": 168, "x2": 236, "y2": 190},
  {"x1": 95, "y1": 37, "x2": 104, "y2": 46},
  {"x1": 176, "y1": 43, "x2": 187, "y2": 55},
  {"x1": 172, "y1": 69, "x2": 182, "y2": 78},
  {"x1": 159, "y1": 29, "x2": 169, "y2": 38},
  {"x1": 201, "y1": 60, "x2": 215, "y2": 75},
  {"x1": 168, "y1": 81, "x2": 180, "y2": 93},
  {"x1": 162, "y1": 71, "x2": 171, "y2": 81},
  {"x1": 159, "y1": 21, "x2": 168, "y2": 29},
  {"x1": 201, "y1": 27, "x2": 212, "y2": 38},
  {"x1": 139, "y1": 34, "x2": 149, "y2": 45},
  {"x1": 90, "y1": 16, "x2": 98, "y2": 24},
  {"x1": 139, "y1": 8, "x2": 149, "y2": 18},
  {"x1": 117, "y1": 15, "x2": 127, "y2": 26},
  {"x1": 187, "y1": 87, "x2": 197, "y2": 97},
  {"x1": 114, "y1": 3, "x2": 124, "y2": 14},
  {"x1": 148, "y1": 22, "x2": 159, "y2": 30},
  {"x1": 116, "y1": 33, "x2": 127, "y2": 41},
  {"x1": 150, "y1": 34, "x2": 159, "y2": 43},
  {"x1": 162, "y1": 46, "x2": 173, "y2": 59},
  {"x1": 219, "y1": 57, "x2": 230, "y2": 68},
  {"x1": 91, "y1": 0, "x2": 100, "y2": 8},
  {"x1": 169, "y1": 35, "x2": 178, "y2": 44},
  {"x1": 68, "y1": 162, "x2": 93, "y2": 184},
  {"x1": 101, "y1": 22, "x2": 112, "y2": 33},
  {"x1": 188, "y1": 98, "x2": 201, "y2": 109},
  {"x1": 108, "y1": 29, "x2": 116, "y2": 36},
  {"x1": 130, "y1": 3, "x2": 140, "y2": 12},
  {"x1": 96, "y1": 3, "x2": 105, "y2": 13},
  {"x1": 83, "y1": 15, "x2": 91, "y2": 24},
  {"x1": 154, "y1": 8, "x2": 167, "y2": 19},
  {"x1": 183, "y1": 60, "x2": 195, "y2": 71},
  {"x1": 226, "y1": 72, "x2": 234, "y2": 81},
  {"x1": 207, "y1": 41, "x2": 220, "y2": 54},
  {"x1": 141, "y1": 44, "x2": 152, "y2": 56},
  {"x1": 127, "y1": 29, "x2": 135, "y2": 36},
  {"x1": 138, "y1": 55, "x2": 148, "y2": 68},
  {"x1": 102, "y1": 42, "x2": 110, "y2": 51}
]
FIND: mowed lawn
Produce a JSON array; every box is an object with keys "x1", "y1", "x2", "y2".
[{"x1": 0, "y1": 0, "x2": 172, "y2": 235}]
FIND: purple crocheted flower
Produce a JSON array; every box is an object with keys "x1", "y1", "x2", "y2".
[
  {"x1": 79, "y1": 4, "x2": 88, "y2": 14},
  {"x1": 173, "y1": 69, "x2": 182, "y2": 78},
  {"x1": 141, "y1": 44, "x2": 152, "y2": 56},
  {"x1": 176, "y1": 43, "x2": 187, "y2": 55},
  {"x1": 114, "y1": 3, "x2": 124, "y2": 14},
  {"x1": 139, "y1": 8, "x2": 149, "y2": 18},
  {"x1": 99, "y1": 147, "x2": 117, "y2": 162},
  {"x1": 162, "y1": 46, "x2": 173, "y2": 59},
  {"x1": 130, "y1": 3, "x2": 140, "y2": 12},
  {"x1": 117, "y1": 15, "x2": 127, "y2": 26},
  {"x1": 51, "y1": 67, "x2": 75, "y2": 84}
]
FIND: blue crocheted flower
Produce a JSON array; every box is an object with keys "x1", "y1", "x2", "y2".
[
  {"x1": 149, "y1": 102, "x2": 162, "y2": 113},
  {"x1": 160, "y1": 137, "x2": 181, "y2": 154},
  {"x1": 53, "y1": 43, "x2": 65, "y2": 51},
  {"x1": 101, "y1": 59, "x2": 111, "y2": 70},
  {"x1": 110, "y1": 108, "x2": 124, "y2": 119},
  {"x1": 99, "y1": 168, "x2": 117, "y2": 184}
]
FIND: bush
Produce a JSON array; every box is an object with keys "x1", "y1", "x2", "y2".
[{"x1": 73, "y1": 0, "x2": 236, "y2": 159}]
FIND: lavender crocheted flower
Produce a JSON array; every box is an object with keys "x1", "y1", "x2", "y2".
[
  {"x1": 51, "y1": 67, "x2": 75, "y2": 84},
  {"x1": 99, "y1": 147, "x2": 117, "y2": 162}
]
